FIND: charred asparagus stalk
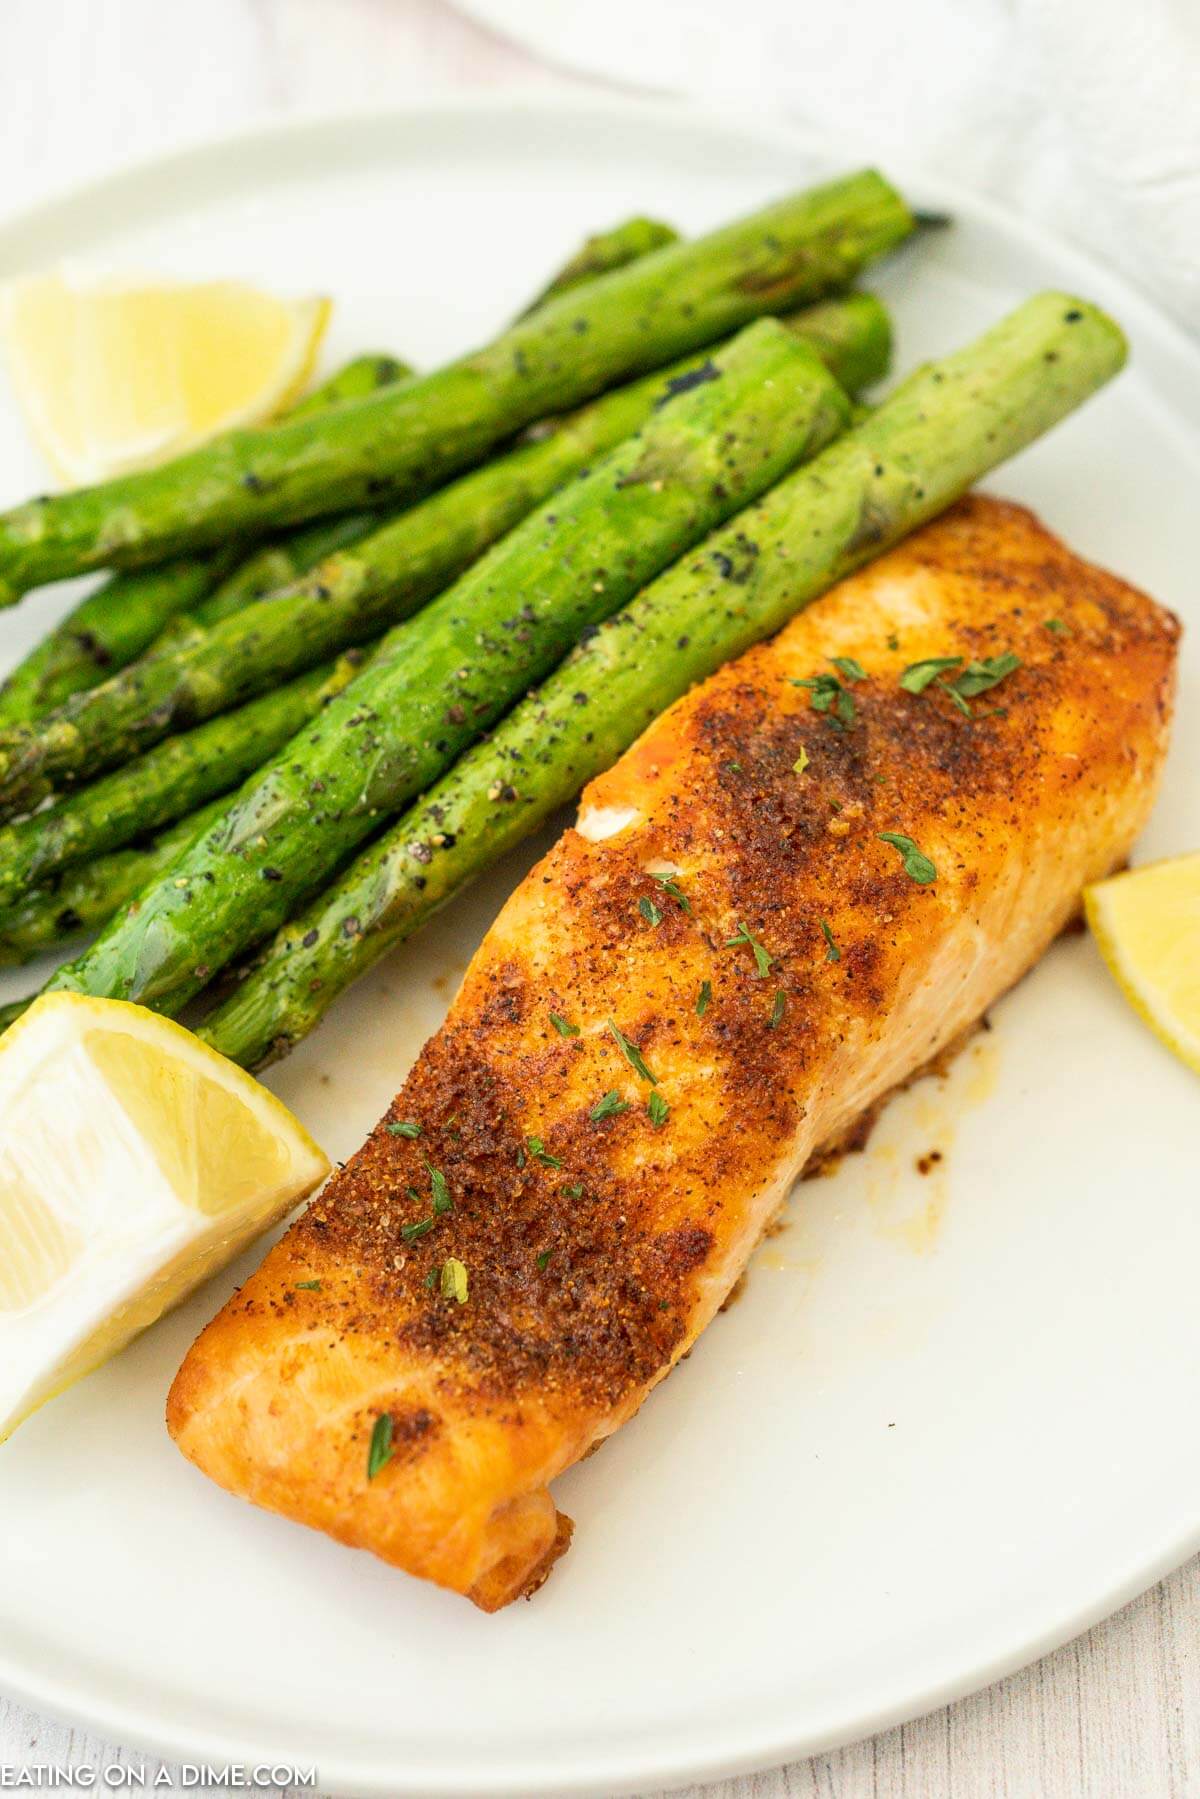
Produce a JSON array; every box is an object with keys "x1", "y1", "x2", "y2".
[
  {"x1": 200, "y1": 292, "x2": 1130, "y2": 1069},
  {"x1": 288, "y1": 352, "x2": 413, "y2": 417},
  {"x1": 781, "y1": 292, "x2": 891, "y2": 398},
  {"x1": 41, "y1": 319, "x2": 852, "y2": 1014},
  {"x1": 144, "y1": 511, "x2": 389, "y2": 653},
  {"x1": 151, "y1": 357, "x2": 414, "y2": 643},
  {"x1": 0, "y1": 353, "x2": 412, "y2": 723},
  {"x1": 0, "y1": 793, "x2": 231, "y2": 968},
  {"x1": 518, "y1": 216, "x2": 680, "y2": 317},
  {"x1": 0, "y1": 171, "x2": 912, "y2": 602},
  {"x1": 0, "y1": 295, "x2": 887, "y2": 805},
  {"x1": 0, "y1": 654, "x2": 364, "y2": 911},
  {"x1": 187, "y1": 513, "x2": 383, "y2": 629},
  {"x1": 0, "y1": 551, "x2": 243, "y2": 728}
]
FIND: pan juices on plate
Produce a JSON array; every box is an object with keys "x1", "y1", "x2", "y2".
[{"x1": 167, "y1": 494, "x2": 1179, "y2": 1609}]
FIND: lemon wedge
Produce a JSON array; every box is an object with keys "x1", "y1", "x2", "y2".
[
  {"x1": 0, "y1": 992, "x2": 329, "y2": 1442},
  {"x1": 1085, "y1": 851, "x2": 1200, "y2": 1076},
  {"x1": 0, "y1": 271, "x2": 330, "y2": 485}
]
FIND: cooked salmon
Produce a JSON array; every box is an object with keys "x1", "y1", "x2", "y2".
[{"x1": 167, "y1": 496, "x2": 1179, "y2": 1610}]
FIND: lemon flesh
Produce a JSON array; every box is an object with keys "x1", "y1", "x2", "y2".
[
  {"x1": 0, "y1": 272, "x2": 329, "y2": 485},
  {"x1": 1086, "y1": 850, "x2": 1200, "y2": 1075},
  {"x1": 0, "y1": 993, "x2": 329, "y2": 1442}
]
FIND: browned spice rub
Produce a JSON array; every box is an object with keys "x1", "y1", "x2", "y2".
[{"x1": 168, "y1": 497, "x2": 1179, "y2": 1609}]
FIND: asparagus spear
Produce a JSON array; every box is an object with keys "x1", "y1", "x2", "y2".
[
  {"x1": 200, "y1": 291, "x2": 1129, "y2": 1070},
  {"x1": 0, "y1": 171, "x2": 911, "y2": 603},
  {"x1": 145, "y1": 511, "x2": 388, "y2": 654},
  {"x1": 189, "y1": 512, "x2": 383, "y2": 629},
  {"x1": 0, "y1": 353, "x2": 413, "y2": 724},
  {"x1": 42, "y1": 318, "x2": 853, "y2": 1014},
  {"x1": 0, "y1": 294, "x2": 886, "y2": 806},
  {"x1": 0, "y1": 551, "x2": 244, "y2": 728},
  {"x1": 288, "y1": 352, "x2": 413, "y2": 417},
  {"x1": 157, "y1": 357, "x2": 416, "y2": 640},
  {"x1": 0, "y1": 653, "x2": 364, "y2": 912},
  {"x1": 784, "y1": 293, "x2": 892, "y2": 397},
  {"x1": 0, "y1": 793, "x2": 232, "y2": 968},
  {"x1": 202, "y1": 295, "x2": 886, "y2": 634},
  {"x1": 518, "y1": 216, "x2": 680, "y2": 317}
]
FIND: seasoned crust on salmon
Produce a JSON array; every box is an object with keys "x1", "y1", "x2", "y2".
[{"x1": 167, "y1": 495, "x2": 1179, "y2": 1609}]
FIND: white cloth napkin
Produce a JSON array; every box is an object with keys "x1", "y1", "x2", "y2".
[{"x1": 452, "y1": 0, "x2": 1200, "y2": 331}]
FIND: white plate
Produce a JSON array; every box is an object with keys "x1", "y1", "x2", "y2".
[{"x1": 0, "y1": 95, "x2": 1197, "y2": 1799}]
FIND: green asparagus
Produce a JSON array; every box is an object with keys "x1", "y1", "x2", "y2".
[
  {"x1": 0, "y1": 651, "x2": 366, "y2": 910},
  {"x1": 518, "y1": 216, "x2": 680, "y2": 317},
  {"x1": 161, "y1": 357, "x2": 418, "y2": 640},
  {"x1": 782, "y1": 292, "x2": 892, "y2": 396},
  {"x1": 287, "y1": 352, "x2": 413, "y2": 418},
  {"x1": 0, "y1": 170, "x2": 911, "y2": 602},
  {"x1": 0, "y1": 294, "x2": 887, "y2": 806},
  {"x1": 145, "y1": 511, "x2": 388, "y2": 654},
  {"x1": 190, "y1": 513, "x2": 383, "y2": 628},
  {"x1": 43, "y1": 318, "x2": 853, "y2": 1014},
  {"x1": 196, "y1": 293, "x2": 888, "y2": 646},
  {"x1": 0, "y1": 352, "x2": 412, "y2": 723},
  {"x1": 200, "y1": 291, "x2": 1130, "y2": 1070},
  {"x1": 0, "y1": 551, "x2": 244, "y2": 728},
  {"x1": 0, "y1": 793, "x2": 232, "y2": 967}
]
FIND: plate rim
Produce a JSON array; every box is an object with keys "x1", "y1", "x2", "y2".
[{"x1": 0, "y1": 86, "x2": 1197, "y2": 1798}]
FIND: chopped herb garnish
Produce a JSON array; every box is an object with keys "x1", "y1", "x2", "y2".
[
  {"x1": 829, "y1": 655, "x2": 868, "y2": 683},
  {"x1": 402, "y1": 1217, "x2": 436, "y2": 1243},
  {"x1": 768, "y1": 990, "x2": 786, "y2": 1029},
  {"x1": 725, "y1": 920, "x2": 773, "y2": 979},
  {"x1": 724, "y1": 759, "x2": 743, "y2": 773},
  {"x1": 696, "y1": 979, "x2": 712, "y2": 1017},
  {"x1": 607, "y1": 1018, "x2": 657, "y2": 1084},
  {"x1": 647, "y1": 1091, "x2": 669, "y2": 1129},
  {"x1": 560, "y1": 1182, "x2": 584, "y2": 1199},
  {"x1": 1044, "y1": 617, "x2": 1070, "y2": 636},
  {"x1": 899, "y1": 650, "x2": 1020, "y2": 716},
  {"x1": 886, "y1": 633, "x2": 899, "y2": 652},
  {"x1": 536, "y1": 1250, "x2": 553, "y2": 1270},
  {"x1": 879, "y1": 832, "x2": 937, "y2": 885},
  {"x1": 439, "y1": 1257, "x2": 469, "y2": 1304},
  {"x1": 426, "y1": 1162, "x2": 452, "y2": 1214},
  {"x1": 793, "y1": 745, "x2": 810, "y2": 775},
  {"x1": 367, "y1": 1413, "x2": 395, "y2": 1481},
  {"x1": 651, "y1": 873, "x2": 691, "y2": 911},
  {"x1": 294, "y1": 1279, "x2": 321, "y2": 1291},
  {"x1": 638, "y1": 895, "x2": 663, "y2": 927},
  {"x1": 820, "y1": 919, "x2": 841, "y2": 962},
  {"x1": 952, "y1": 651, "x2": 1021, "y2": 699},
  {"x1": 549, "y1": 1011, "x2": 579, "y2": 1037},
  {"x1": 793, "y1": 671, "x2": 857, "y2": 730},
  {"x1": 526, "y1": 1135, "x2": 562, "y2": 1169},
  {"x1": 425, "y1": 1265, "x2": 439, "y2": 1290},
  {"x1": 590, "y1": 1089, "x2": 630, "y2": 1121},
  {"x1": 899, "y1": 655, "x2": 963, "y2": 694},
  {"x1": 515, "y1": 1144, "x2": 526, "y2": 1169},
  {"x1": 387, "y1": 1119, "x2": 421, "y2": 1138}
]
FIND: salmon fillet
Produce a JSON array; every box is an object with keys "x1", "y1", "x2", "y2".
[{"x1": 168, "y1": 496, "x2": 1179, "y2": 1609}]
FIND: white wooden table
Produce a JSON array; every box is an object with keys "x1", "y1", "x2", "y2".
[{"x1": 0, "y1": 2, "x2": 1195, "y2": 1793}]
